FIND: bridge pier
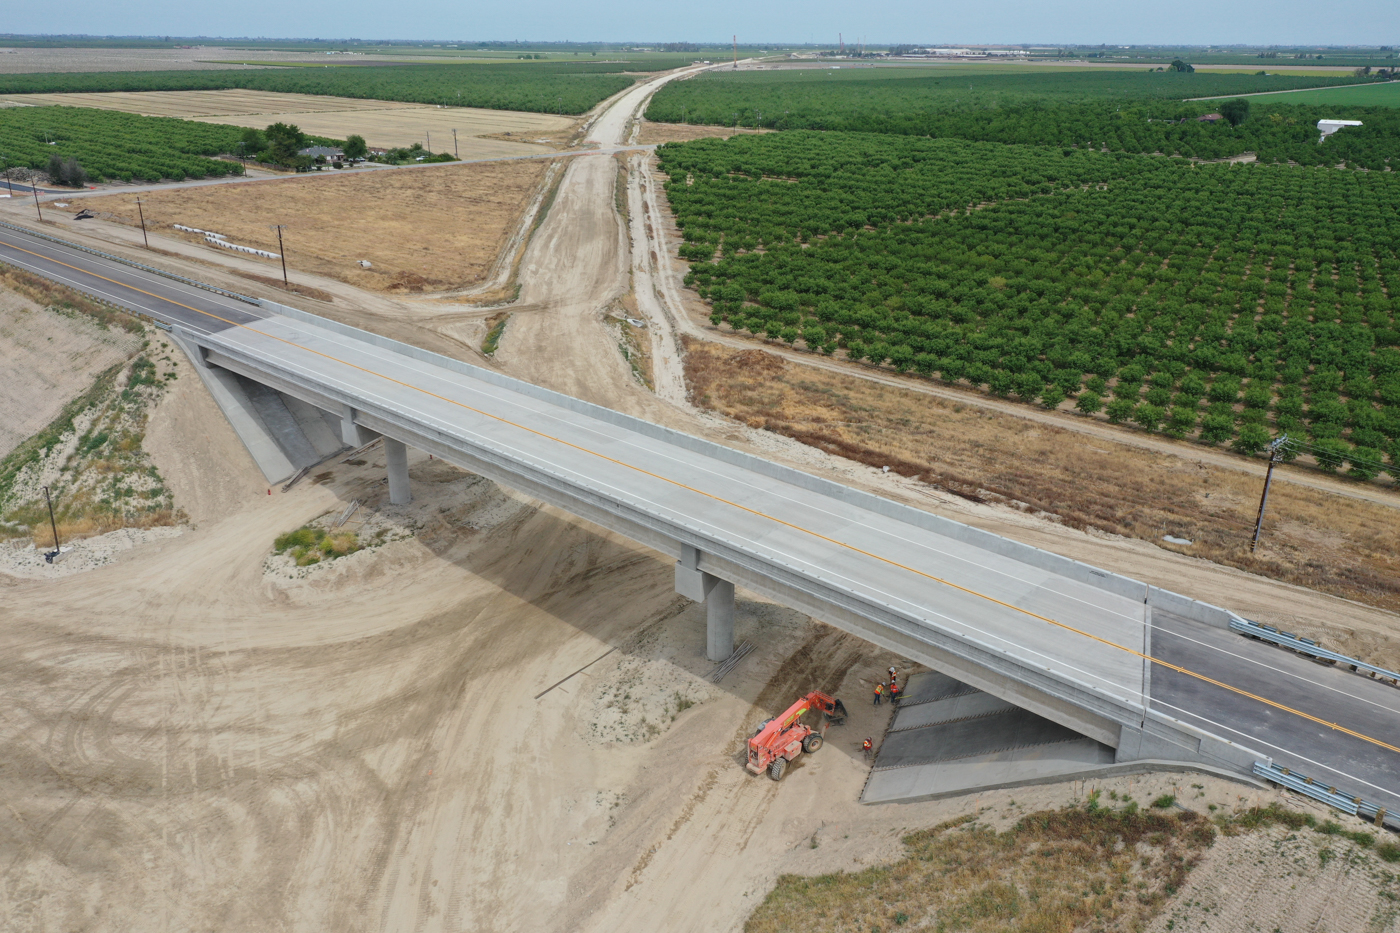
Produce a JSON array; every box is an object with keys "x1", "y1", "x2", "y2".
[
  {"x1": 674, "y1": 544, "x2": 735, "y2": 662},
  {"x1": 706, "y1": 579, "x2": 736, "y2": 663},
  {"x1": 385, "y1": 437, "x2": 411, "y2": 505},
  {"x1": 340, "y1": 404, "x2": 379, "y2": 448}
]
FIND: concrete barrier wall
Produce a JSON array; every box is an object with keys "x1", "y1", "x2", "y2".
[
  {"x1": 1147, "y1": 586, "x2": 1233, "y2": 630},
  {"x1": 257, "y1": 300, "x2": 1167, "y2": 603}
]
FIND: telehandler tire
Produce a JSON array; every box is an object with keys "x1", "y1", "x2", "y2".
[
  {"x1": 802, "y1": 733, "x2": 823, "y2": 753},
  {"x1": 768, "y1": 757, "x2": 786, "y2": 781}
]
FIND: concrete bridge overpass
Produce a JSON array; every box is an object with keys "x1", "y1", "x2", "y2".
[{"x1": 3, "y1": 220, "x2": 1399, "y2": 816}]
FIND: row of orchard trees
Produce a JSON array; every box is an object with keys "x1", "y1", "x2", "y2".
[
  {"x1": 662, "y1": 133, "x2": 1400, "y2": 476},
  {"x1": 0, "y1": 62, "x2": 642, "y2": 115},
  {"x1": 0, "y1": 106, "x2": 246, "y2": 183},
  {"x1": 647, "y1": 70, "x2": 1400, "y2": 170}
]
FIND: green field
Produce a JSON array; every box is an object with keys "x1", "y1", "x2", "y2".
[
  {"x1": 663, "y1": 131, "x2": 1400, "y2": 474},
  {"x1": 0, "y1": 106, "x2": 340, "y2": 183},
  {"x1": 0, "y1": 61, "x2": 657, "y2": 116},
  {"x1": 646, "y1": 69, "x2": 1400, "y2": 168},
  {"x1": 1199, "y1": 80, "x2": 1400, "y2": 107}
]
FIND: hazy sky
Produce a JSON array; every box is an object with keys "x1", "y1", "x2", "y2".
[{"x1": 6, "y1": 0, "x2": 1394, "y2": 48}]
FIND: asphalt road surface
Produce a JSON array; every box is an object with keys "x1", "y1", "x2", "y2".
[
  {"x1": 1153, "y1": 609, "x2": 1400, "y2": 815},
  {"x1": 0, "y1": 221, "x2": 266, "y2": 334}
]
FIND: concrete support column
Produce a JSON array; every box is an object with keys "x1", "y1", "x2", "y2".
[
  {"x1": 340, "y1": 404, "x2": 378, "y2": 448},
  {"x1": 705, "y1": 579, "x2": 735, "y2": 663},
  {"x1": 384, "y1": 437, "x2": 411, "y2": 505},
  {"x1": 674, "y1": 543, "x2": 734, "y2": 662}
]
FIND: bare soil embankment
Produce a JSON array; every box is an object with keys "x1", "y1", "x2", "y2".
[{"x1": 0, "y1": 286, "x2": 141, "y2": 460}]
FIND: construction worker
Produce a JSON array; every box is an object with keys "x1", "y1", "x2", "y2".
[
  {"x1": 873, "y1": 682, "x2": 884, "y2": 705},
  {"x1": 888, "y1": 665, "x2": 898, "y2": 682},
  {"x1": 889, "y1": 681, "x2": 901, "y2": 706},
  {"x1": 862, "y1": 737, "x2": 873, "y2": 761}
]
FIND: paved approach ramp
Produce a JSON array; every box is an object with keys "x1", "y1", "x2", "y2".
[{"x1": 3, "y1": 219, "x2": 1399, "y2": 815}]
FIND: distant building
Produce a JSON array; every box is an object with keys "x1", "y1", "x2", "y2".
[
  {"x1": 1196, "y1": 113, "x2": 1224, "y2": 123},
  {"x1": 298, "y1": 145, "x2": 345, "y2": 160},
  {"x1": 1317, "y1": 119, "x2": 1363, "y2": 142}
]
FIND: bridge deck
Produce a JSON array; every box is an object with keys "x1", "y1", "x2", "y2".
[{"x1": 208, "y1": 315, "x2": 1150, "y2": 713}]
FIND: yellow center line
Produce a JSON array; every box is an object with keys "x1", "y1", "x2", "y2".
[{"x1": 10, "y1": 235, "x2": 1400, "y2": 759}]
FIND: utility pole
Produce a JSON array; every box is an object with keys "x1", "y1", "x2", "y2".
[
  {"x1": 269, "y1": 224, "x2": 289, "y2": 288},
  {"x1": 32, "y1": 181, "x2": 42, "y2": 222},
  {"x1": 426, "y1": 131, "x2": 431, "y2": 153},
  {"x1": 42, "y1": 485, "x2": 60, "y2": 563},
  {"x1": 1251, "y1": 435, "x2": 1289, "y2": 553},
  {"x1": 452, "y1": 128, "x2": 458, "y2": 159},
  {"x1": 134, "y1": 197, "x2": 150, "y2": 249}
]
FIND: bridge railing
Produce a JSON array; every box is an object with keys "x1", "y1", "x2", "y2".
[
  {"x1": 1253, "y1": 761, "x2": 1398, "y2": 831},
  {"x1": 1230, "y1": 615, "x2": 1400, "y2": 685}
]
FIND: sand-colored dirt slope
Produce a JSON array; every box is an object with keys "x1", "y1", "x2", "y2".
[
  {"x1": 0, "y1": 288, "x2": 142, "y2": 459},
  {"x1": 1, "y1": 89, "x2": 576, "y2": 157},
  {"x1": 3, "y1": 428, "x2": 1332, "y2": 932},
  {"x1": 78, "y1": 158, "x2": 552, "y2": 294}
]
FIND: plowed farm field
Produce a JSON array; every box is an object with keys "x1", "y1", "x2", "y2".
[{"x1": 0, "y1": 88, "x2": 577, "y2": 157}]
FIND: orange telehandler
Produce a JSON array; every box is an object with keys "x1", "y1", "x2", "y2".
[{"x1": 745, "y1": 691, "x2": 848, "y2": 781}]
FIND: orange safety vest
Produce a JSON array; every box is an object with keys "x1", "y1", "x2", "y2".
[
  {"x1": 874, "y1": 683, "x2": 883, "y2": 695},
  {"x1": 863, "y1": 739, "x2": 872, "y2": 751}
]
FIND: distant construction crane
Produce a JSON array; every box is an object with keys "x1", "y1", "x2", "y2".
[
  {"x1": 732, "y1": 35, "x2": 738, "y2": 69},
  {"x1": 839, "y1": 33, "x2": 845, "y2": 54}
]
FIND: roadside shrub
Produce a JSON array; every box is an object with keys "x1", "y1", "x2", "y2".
[{"x1": 274, "y1": 526, "x2": 322, "y2": 552}]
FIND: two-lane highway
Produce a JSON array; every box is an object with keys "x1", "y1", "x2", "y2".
[{"x1": 0, "y1": 221, "x2": 266, "y2": 334}]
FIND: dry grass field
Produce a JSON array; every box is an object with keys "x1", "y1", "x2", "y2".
[
  {"x1": 80, "y1": 158, "x2": 552, "y2": 293},
  {"x1": 635, "y1": 121, "x2": 772, "y2": 145},
  {"x1": 0, "y1": 89, "x2": 415, "y2": 116},
  {"x1": 0, "y1": 89, "x2": 577, "y2": 157},
  {"x1": 684, "y1": 339, "x2": 1400, "y2": 626}
]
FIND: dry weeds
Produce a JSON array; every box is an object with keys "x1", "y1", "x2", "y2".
[
  {"x1": 684, "y1": 338, "x2": 1400, "y2": 617},
  {"x1": 635, "y1": 120, "x2": 774, "y2": 145},
  {"x1": 746, "y1": 805, "x2": 1216, "y2": 933},
  {"x1": 79, "y1": 158, "x2": 552, "y2": 293}
]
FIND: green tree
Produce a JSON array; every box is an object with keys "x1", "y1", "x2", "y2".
[
  {"x1": 264, "y1": 122, "x2": 308, "y2": 164},
  {"x1": 1168, "y1": 59, "x2": 1195, "y2": 73},
  {"x1": 1075, "y1": 391, "x2": 1103, "y2": 415},
  {"x1": 343, "y1": 134, "x2": 368, "y2": 160},
  {"x1": 1347, "y1": 446, "x2": 1385, "y2": 481},
  {"x1": 1106, "y1": 398, "x2": 1136, "y2": 424},
  {"x1": 1219, "y1": 98, "x2": 1250, "y2": 127},
  {"x1": 1233, "y1": 423, "x2": 1271, "y2": 455},
  {"x1": 1312, "y1": 438, "x2": 1350, "y2": 473},
  {"x1": 238, "y1": 126, "x2": 266, "y2": 157}
]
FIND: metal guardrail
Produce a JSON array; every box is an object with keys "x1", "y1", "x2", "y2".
[
  {"x1": 0, "y1": 219, "x2": 262, "y2": 306},
  {"x1": 1253, "y1": 761, "x2": 1396, "y2": 830},
  {"x1": 1230, "y1": 614, "x2": 1400, "y2": 686}
]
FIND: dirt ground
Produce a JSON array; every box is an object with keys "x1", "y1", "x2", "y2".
[
  {"x1": 0, "y1": 290, "x2": 141, "y2": 459},
  {"x1": 0, "y1": 386, "x2": 1360, "y2": 932},
  {"x1": 77, "y1": 157, "x2": 553, "y2": 294}
]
